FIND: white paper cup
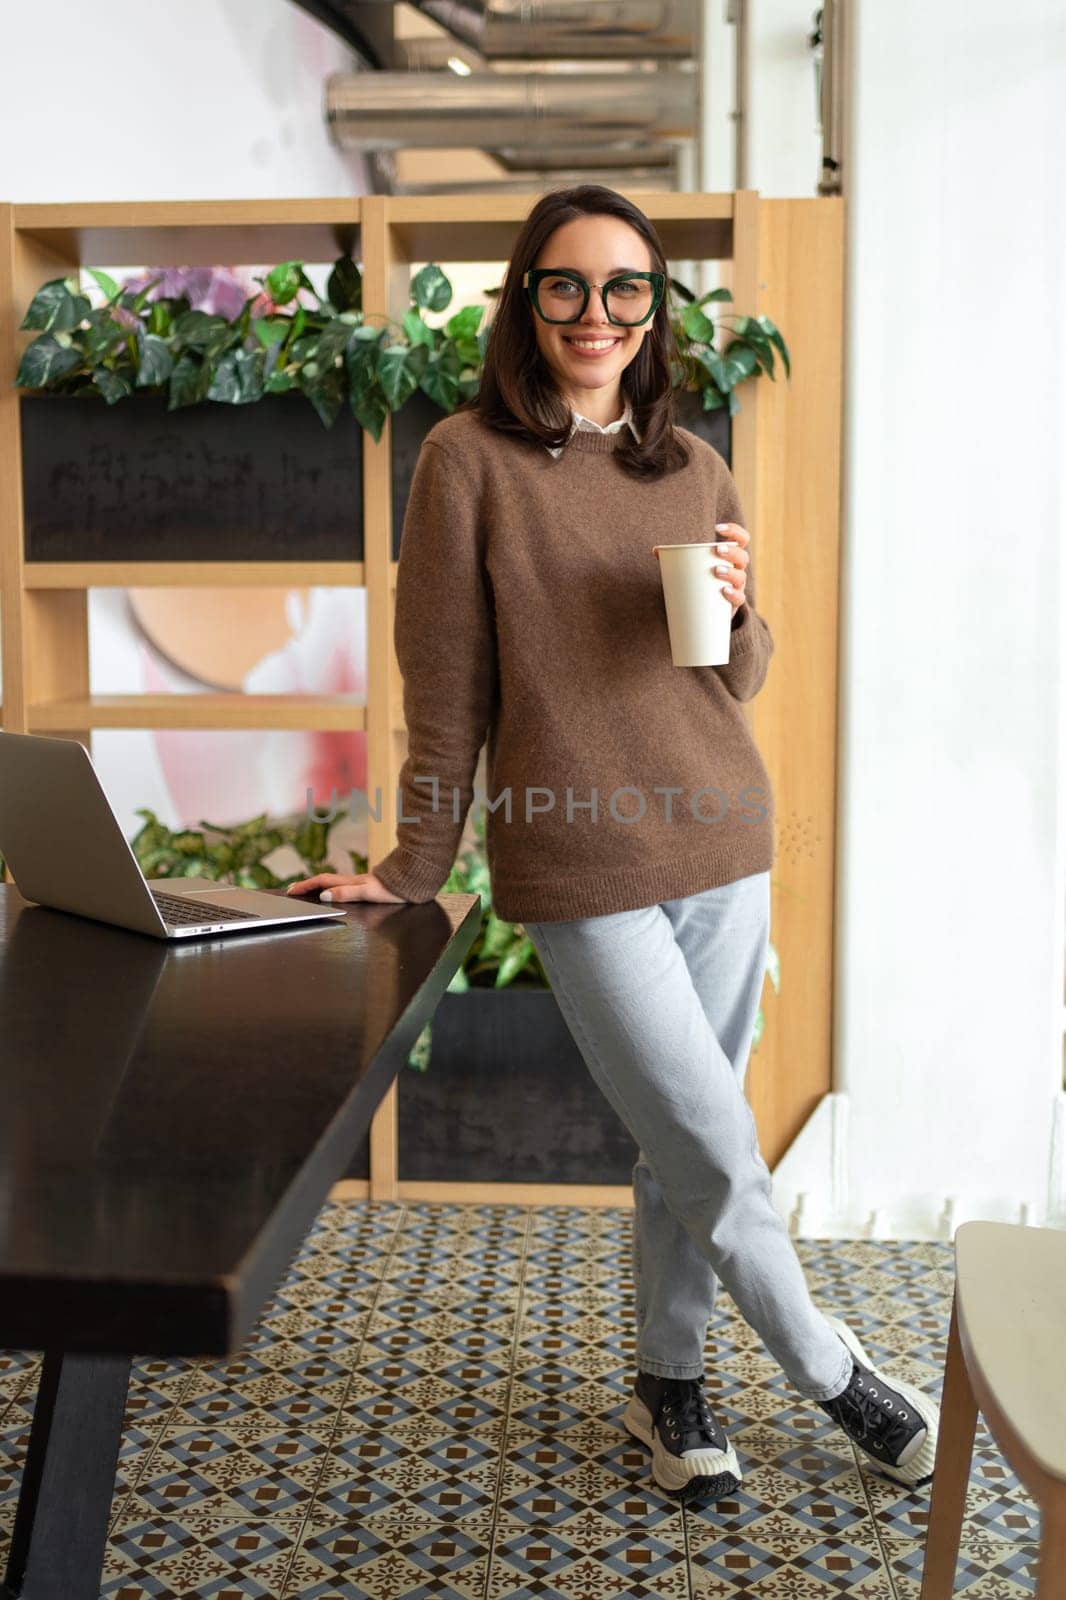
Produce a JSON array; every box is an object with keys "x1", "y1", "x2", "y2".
[{"x1": 652, "y1": 541, "x2": 735, "y2": 666}]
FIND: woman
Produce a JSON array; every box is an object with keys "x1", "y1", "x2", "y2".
[{"x1": 288, "y1": 184, "x2": 941, "y2": 1501}]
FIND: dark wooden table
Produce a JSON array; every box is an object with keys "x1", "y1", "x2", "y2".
[{"x1": 0, "y1": 882, "x2": 481, "y2": 1600}]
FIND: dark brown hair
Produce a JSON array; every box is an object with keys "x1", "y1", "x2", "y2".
[{"x1": 457, "y1": 184, "x2": 692, "y2": 482}]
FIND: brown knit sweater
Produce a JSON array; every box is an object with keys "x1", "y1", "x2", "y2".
[{"x1": 370, "y1": 407, "x2": 775, "y2": 922}]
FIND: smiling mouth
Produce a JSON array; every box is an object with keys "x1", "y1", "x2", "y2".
[{"x1": 563, "y1": 336, "x2": 622, "y2": 350}]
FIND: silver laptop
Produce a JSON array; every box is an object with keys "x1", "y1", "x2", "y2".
[{"x1": 0, "y1": 730, "x2": 348, "y2": 940}]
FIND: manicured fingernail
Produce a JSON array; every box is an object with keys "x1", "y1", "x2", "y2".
[
  {"x1": 321, "y1": 891, "x2": 333, "y2": 901},
  {"x1": 715, "y1": 523, "x2": 730, "y2": 531}
]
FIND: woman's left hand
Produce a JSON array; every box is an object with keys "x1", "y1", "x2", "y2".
[{"x1": 712, "y1": 522, "x2": 750, "y2": 615}]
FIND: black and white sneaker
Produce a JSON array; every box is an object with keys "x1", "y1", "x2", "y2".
[
  {"x1": 622, "y1": 1371, "x2": 742, "y2": 1498},
  {"x1": 817, "y1": 1314, "x2": 940, "y2": 1487}
]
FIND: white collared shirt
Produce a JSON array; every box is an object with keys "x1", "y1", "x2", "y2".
[{"x1": 544, "y1": 396, "x2": 641, "y2": 458}]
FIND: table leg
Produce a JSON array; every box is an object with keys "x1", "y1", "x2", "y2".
[{"x1": 1, "y1": 1348, "x2": 131, "y2": 1600}]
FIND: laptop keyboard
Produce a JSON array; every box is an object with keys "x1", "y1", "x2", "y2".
[{"x1": 151, "y1": 890, "x2": 256, "y2": 926}]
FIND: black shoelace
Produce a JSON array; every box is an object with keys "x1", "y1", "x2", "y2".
[
  {"x1": 823, "y1": 1367, "x2": 920, "y2": 1458},
  {"x1": 658, "y1": 1375, "x2": 723, "y2": 1447}
]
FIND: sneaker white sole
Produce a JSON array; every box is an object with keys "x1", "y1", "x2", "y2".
[
  {"x1": 825, "y1": 1314, "x2": 941, "y2": 1487},
  {"x1": 622, "y1": 1389, "x2": 742, "y2": 1496}
]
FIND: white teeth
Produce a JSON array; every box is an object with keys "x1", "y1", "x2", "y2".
[{"x1": 566, "y1": 338, "x2": 619, "y2": 350}]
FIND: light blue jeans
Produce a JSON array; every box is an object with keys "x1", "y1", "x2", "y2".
[{"x1": 523, "y1": 870, "x2": 852, "y2": 1401}]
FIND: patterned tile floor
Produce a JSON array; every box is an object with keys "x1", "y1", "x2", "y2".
[{"x1": 0, "y1": 1202, "x2": 1042, "y2": 1598}]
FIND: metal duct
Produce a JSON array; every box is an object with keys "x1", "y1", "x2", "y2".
[
  {"x1": 412, "y1": 0, "x2": 694, "y2": 60},
  {"x1": 491, "y1": 140, "x2": 674, "y2": 172},
  {"x1": 391, "y1": 137, "x2": 675, "y2": 186},
  {"x1": 313, "y1": 0, "x2": 696, "y2": 61},
  {"x1": 390, "y1": 166, "x2": 676, "y2": 194},
  {"x1": 325, "y1": 68, "x2": 697, "y2": 151}
]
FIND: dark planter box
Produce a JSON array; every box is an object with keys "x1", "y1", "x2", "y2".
[
  {"x1": 18, "y1": 385, "x2": 452, "y2": 566},
  {"x1": 20, "y1": 389, "x2": 367, "y2": 563},
  {"x1": 342, "y1": 987, "x2": 638, "y2": 1185},
  {"x1": 21, "y1": 384, "x2": 728, "y2": 566},
  {"x1": 338, "y1": 986, "x2": 635, "y2": 1185},
  {"x1": 391, "y1": 389, "x2": 449, "y2": 558},
  {"x1": 674, "y1": 387, "x2": 732, "y2": 462}
]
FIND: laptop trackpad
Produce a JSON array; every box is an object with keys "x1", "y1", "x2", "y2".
[{"x1": 147, "y1": 877, "x2": 230, "y2": 895}]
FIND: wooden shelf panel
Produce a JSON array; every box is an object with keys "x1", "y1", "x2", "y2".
[
  {"x1": 387, "y1": 191, "x2": 736, "y2": 264},
  {"x1": 10, "y1": 193, "x2": 735, "y2": 269},
  {"x1": 11, "y1": 199, "x2": 361, "y2": 268},
  {"x1": 28, "y1": 695, "x2": 367, "y2": 732},
  {"x1": 23, "y1": 562, "x2": 367, "y2": 590}
]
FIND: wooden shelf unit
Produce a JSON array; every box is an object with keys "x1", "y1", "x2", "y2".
[
  {"x1": 26, "y1": 694, "x2": 368, "y2": 732},
  {"x1": 0, "y1": 191, "x2": 846, "y2": 1207},
  {"x1": 22, "y1": 561, "x2": 368, "y2": 589}
]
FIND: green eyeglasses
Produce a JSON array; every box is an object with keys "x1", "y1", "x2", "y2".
[{"x1": 524, "y1": 268, "x2": 665, "y2": 327}]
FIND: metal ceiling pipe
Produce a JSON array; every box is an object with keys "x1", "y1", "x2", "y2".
[
  {"x1": 330, "y1": 0, "x2": 695, "y2": 60},
  {"x1": 492, "y1": 140, "x2": 674, "y2": 171},
  {"x1": 324, "y1": 68, "x2": 697, "y2": 151},
  {"x1": 390, "y1": 168, "x2": 676, "y2": 194},
  {"x1": 414, "y1": 0, "x2": 695, "y2": 60}
]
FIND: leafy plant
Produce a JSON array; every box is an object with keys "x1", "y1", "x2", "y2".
[
  {"x1": 127, "y1": 807, "x2": 365, "y2": 887},
  {"x1": 405, "y1": 807, "x2": 547, "y2": 1073},
  {"x1": 14, "y1": 258, "x2": 487, "y2": 439},
  {"x1": 752, "y1": 936, "x2": 781, "y2": 1052},
  {"x1": 14, "y1": 258, "x2": 787, "y2": 434},
  {"x1": 668, "y1": 276, "x2": 791, "y2": 416}
]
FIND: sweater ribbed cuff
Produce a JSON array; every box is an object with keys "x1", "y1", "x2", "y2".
[
  {"x1": 727, "y1": 603, "x2": 758, "y2": 652},
  {"x1": 370, "y1": 845, "x2": 449, "y2": 903}
]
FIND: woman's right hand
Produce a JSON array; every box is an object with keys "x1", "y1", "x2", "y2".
[{"x1": 286, "y1": 872, "x2": 408, "y2": 905}]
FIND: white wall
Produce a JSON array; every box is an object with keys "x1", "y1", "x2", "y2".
[
  {"x1": 746, "y1": 0, "x2": 1066, "y2": 1235},
  {"x1": 0, "y1": 0, "x2": 370, "y2": 203},
  {"x1": 744, "y1": 0, "x2": 824, "y2": 194}
]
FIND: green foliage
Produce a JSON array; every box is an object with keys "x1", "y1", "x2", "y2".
[
  {"x1": 667, "y1": 278, "x2": 790, "y2": 417},
  {"x1": 127, "y1": 809, "x2": 366, "y2": 888},
  {"x1": 751, "y1": 932, "x2": 781, "y2": 1053},
  {"x1": 404, "y1": 807, "x2": 547, "y2": 1074},
  {"x1": 15, "y1": 259, "x2": 788, "y2": 435}
]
